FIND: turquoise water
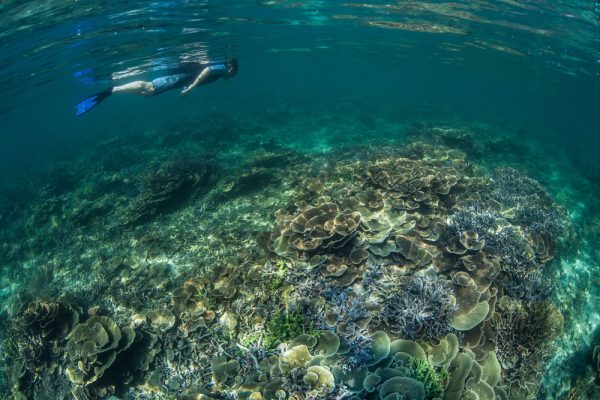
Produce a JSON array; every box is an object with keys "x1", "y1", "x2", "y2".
[{"x1": 1, "y1": 1, "x2": 599, "y2": 399}]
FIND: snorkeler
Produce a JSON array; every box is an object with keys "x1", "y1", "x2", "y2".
[{"x1": 75, "y1": 58, "x2": 239, "y2": 116}]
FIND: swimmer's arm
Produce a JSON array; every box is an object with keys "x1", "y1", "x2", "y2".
[{"x1": 180, "y1": 67, "x2": 212, "y2": 96}]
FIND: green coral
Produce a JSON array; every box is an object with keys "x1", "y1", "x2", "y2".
[
  {"x1": 239, "y1": 332, "x2": 262, "y2": 348},
  {"x1": 269, "y1": 259, "x2": 288, "y2": 293},
  {"x1": 408, "y1": 357, "x2": 448, "y2": 400},
  {"x1": 264, "y1": 310, "x2": 310, "y2": 349}
]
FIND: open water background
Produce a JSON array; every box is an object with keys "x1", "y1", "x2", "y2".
[{"x1": 0, "y1": 0, "x2": 599, "y2": 182}]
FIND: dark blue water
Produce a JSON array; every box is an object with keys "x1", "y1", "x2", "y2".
[{"x1": 1, "y1": 1, "x2": 600, "y2": 399}]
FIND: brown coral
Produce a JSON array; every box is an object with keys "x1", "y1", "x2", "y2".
[
  {"x1": 125, "y1": 156, "x2": 214, "y2": 225},
  {"x1": 22, "y1": 299, "x2": 79, "y2": 340},
  {"x1": 65, "y1": 316, "x2": 136, "y2": 386},
  {"x1": 268, "y1": 203, "x2": 361, "y2": 257}
]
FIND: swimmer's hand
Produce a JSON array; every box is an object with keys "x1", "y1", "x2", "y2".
[{"x1": 180, "y1": 68, "x2": 210, "y2": 97}]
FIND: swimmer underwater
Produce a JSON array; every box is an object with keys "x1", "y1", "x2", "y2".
[{"x1": 75, "y1": 58, "x2": 239, "y2": 116}]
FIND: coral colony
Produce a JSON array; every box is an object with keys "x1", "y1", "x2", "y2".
[{"x1": 1, "y1": 131, "x2": 569, "y2": 400}]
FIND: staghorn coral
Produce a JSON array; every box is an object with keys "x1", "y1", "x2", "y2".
[
  {"x1": 447, "y1": 199, "x2": 520, "y2": 258},
  {"x1": 343, "y1": 334, "x2": 377, "y2": 372},
  {"x1": 448, "y1": 194, "x2": 563, "y2": 297},
  {"x1": 361, "y1": 257, "x2": 385, "y2": 288},
  {"x1": 484, "y1": 225, "x2": 533, "y2": 272},
  {"x1": 322, "y1": 287, "x2": 370, "y2": 336},
  {"x1": 447, "y1": 201, "x2": 503, "y2": 241},
  {"x1": 501, "y1": 269, "x2": 554, "y2": 301},
  {"x1": 491, "y1": 168, "x2": 566, "y2": 238},
  {"x1": 384, "y1": 274, "x2": 457, "y2": 340}
]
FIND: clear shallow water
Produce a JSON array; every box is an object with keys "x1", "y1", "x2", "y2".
[
  {"x1": 1, "y1": 1, "x2": 600, "y2": 400},
  {"x1": 1, "y1": 0, "x2": 599, "y2": 176}
]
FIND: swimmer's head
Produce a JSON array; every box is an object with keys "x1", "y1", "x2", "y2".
[{"x1": 225, "y1": 58, "x2": 239, "y2": 78}]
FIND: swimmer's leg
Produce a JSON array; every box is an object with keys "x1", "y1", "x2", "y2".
[{"x1": 112, "y1": 80, "x2": 155, "y2": 95}]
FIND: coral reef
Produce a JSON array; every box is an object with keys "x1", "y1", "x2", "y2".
[
  {"x1": 493, "y1": 297, "x2": 563, "y2": 398},
  {"x1": 4, "y1": 300, "x2": 80, "y2": 399},
  {"x1": 383, "y1": 275, "x2": 456, "y2": 340},
  {"x1": 491, "y1": 168, "x2": 566, "y2": 238},
  {"x1": 65, "y1": 316, "x2": 135, "y2": 385},
  {"x1": 0, "y1": 124, "x2": 572, "y2": 400},
  {"x1": 125, "y1": 155, "x2": 216, "y2": 225}
]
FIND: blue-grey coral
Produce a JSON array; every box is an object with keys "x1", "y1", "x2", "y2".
[
  {"x1": 502, "y1": 270, "x2": 554, "y2": 301},
  {"x1": 383, "y1": 275, "x2": 456, "y2": 340},
  {"x1": 485, "y1": 225, "x2": 533, "y2": 272},
  {"x1": 321, "y1": 287, "x2": 377, "y2": 370},
  {"x1": 323, "y1": 288, "x2": 370, "y2": 324},
  {"x1": 515, "y1": 206, "x2": 566, "y2": 237},
  {"x1": 361, "y1": 257, "x2": 385, "y2": 288},
  {"x1": 343, "y1": 335, "x2": 376, "y2": 372},
  {"x1": 493, "y1": 297, "x2": 563, "y2": 395},
  {"x1": 447, "y1": 201, "x2": 501, "y2": 240},
  {"x1": 491, "y1": 168, "x2": 566, "y2": 237}
]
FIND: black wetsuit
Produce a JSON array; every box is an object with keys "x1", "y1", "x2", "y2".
[{"x1": 151, "y1": 61, "x2": 228, "y2": 94}]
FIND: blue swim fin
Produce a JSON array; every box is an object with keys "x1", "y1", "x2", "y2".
[{"x1": 75, "y1": 87, "x2": 112, "y2": 116}]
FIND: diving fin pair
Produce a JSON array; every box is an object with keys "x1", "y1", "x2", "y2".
[{"x1": 75, "y1": 87, "x2": 113, "y2": 116}]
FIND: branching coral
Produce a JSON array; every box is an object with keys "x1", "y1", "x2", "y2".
[
  {"x1": 448, "y1": 192, "x2": 564, "y2": 290},
  {"x1": 447, "y1": 201, "x2": 503, "y2": 241},
  {"x1": 501, "y1": 270, "x2": 554, "y2": 301},
  {"x1": 491, "y1": 168, "x2": 566, "y2": 238},
  {"x1": 484, "y1": 225, "x2": 532, "y2": 270},
  {"x1": 384, "y1": 275, "x2": 456, "y2": 340},
  {"x1": 322, "y1": 287, "x2": 370, "y2": 333},
  {"x1": 447, "y1": 200, "x2": 525, "y2": 260},
  {"x1": 361, "y1": 257, "x2": 385, "y2": 288},
  {"x1": 344, "y1": 334, "x2": 376, "y2": 372},
  {"x1": 320, "y1": 287, "x2": 377, "y2": 370}
]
